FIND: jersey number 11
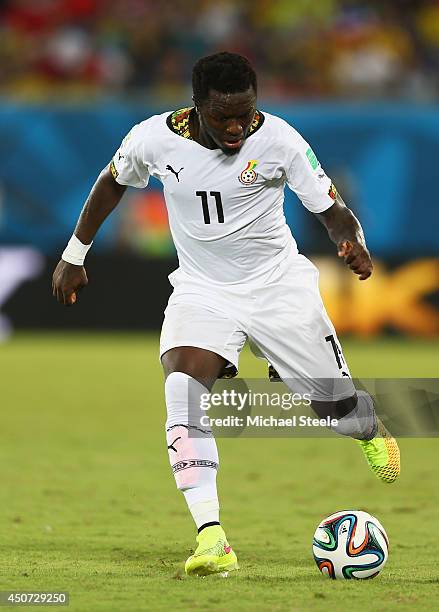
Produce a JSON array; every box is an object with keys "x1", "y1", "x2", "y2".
[{"x1": 196, "y1": 191, "x2": 224, "y2": 224}]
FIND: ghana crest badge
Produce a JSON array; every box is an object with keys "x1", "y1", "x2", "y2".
[{"x1": 239, "y1": 160, "x2": 258, "y2": 185}]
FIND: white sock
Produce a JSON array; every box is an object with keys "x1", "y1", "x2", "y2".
[
  {"x1": 331, "y1": 391, "x2": 377, "y2": 440},
  {"x1": 183, "y1": 490, "x2": 219, "y2": 530},
  {"x1": 165, "y1": 372, "x2": 220, "y2": 529}
]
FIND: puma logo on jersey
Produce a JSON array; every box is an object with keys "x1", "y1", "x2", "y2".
[{"x1": 166, "y1": 165, "x2": 184, "y2": 182}]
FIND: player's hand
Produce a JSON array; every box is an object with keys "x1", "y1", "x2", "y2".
[
  {"x1": 337, "y1": 240, "x2": 373, "y2": 280},
  {"x1": 52, "y1": 260, "x2": 88, "y2": 306}
]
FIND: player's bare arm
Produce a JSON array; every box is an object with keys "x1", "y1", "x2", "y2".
[
  {"x1": 52, "y1": 167, "x2": 126, "y2": 306},
  {"x1": 315, "y1": 194, "x2": 373, "y2": 280}
]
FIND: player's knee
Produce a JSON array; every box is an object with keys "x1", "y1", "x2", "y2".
[
  {"x1": 312, "y1": 393, "x2": 357, "y2": 420},
  {"x1": 162, "y1": 347, "x2": 226, "y2": 389},
  {"x1": 334, "y1": 394, "x2": 358, "y2": 418}
]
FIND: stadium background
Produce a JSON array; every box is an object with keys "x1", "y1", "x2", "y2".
[
  {"x1": 1, "y1": 0, "x2": 438, "y2": 337},
  {"x1": 1, "y1": 1, "x2": 438, "y2": 611}
]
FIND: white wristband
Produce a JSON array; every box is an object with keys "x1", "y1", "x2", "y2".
[{"x1": 61, "y1": 234, "x2": 92, "y2": 266}]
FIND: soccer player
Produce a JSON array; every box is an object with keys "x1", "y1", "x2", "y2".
[{"x1": 52, "y1": 52, "x2": 400, "y2": 576}]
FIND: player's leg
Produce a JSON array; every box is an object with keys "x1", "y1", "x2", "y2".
[
  {"x1": 160, "y1": 302, "x2": 245, "y2": 575},
  {"x1": 162, "y1": 345, "x2": 224, "y2": 534},
  {"x1": 249, "y1": 254, "x2": 400, "y2": 483}
]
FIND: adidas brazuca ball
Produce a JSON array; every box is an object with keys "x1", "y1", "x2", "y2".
[{"x1": 312, "y1": 510, "x2": 389, "y2": 579}]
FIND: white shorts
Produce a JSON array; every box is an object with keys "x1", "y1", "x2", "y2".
[{"x1": 160, "y1": 253, "x2": 355, "y2": 401}]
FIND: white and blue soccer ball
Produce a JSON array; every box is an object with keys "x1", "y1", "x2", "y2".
[{"x1": 312, "y1": 510, "x2": 389, "y2": 579}]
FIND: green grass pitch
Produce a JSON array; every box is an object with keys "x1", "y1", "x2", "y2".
[{"x1": 1, "y1": 334, "x2": 438, "y2": 611}]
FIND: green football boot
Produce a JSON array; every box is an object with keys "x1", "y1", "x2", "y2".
[
  {"x1": 357, "y1": 419, "x2": 400, "y2": 483},
  {"x1": 185, "y1": 525, "x2": 239, "y2": 577}
]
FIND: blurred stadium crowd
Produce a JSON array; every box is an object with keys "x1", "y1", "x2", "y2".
[{"x1": 1, "y1": 0, "x2": 439, "y2": 102}]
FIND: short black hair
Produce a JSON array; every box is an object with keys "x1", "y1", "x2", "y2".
[{"x1": 192, "y1": 52, "x2": 257, "y2": 105}]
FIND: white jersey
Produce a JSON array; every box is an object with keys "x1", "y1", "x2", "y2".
[{"x1": 111, "y1": 108, "x2": 336, "y2": 284}]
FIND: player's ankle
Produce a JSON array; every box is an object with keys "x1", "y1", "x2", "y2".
[{"x1": 198, "y1": 521, "x2": 221, "y2": 534}]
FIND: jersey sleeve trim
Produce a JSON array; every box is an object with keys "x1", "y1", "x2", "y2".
[{"x1": 109, "y1": 159, "x2": 119, "y2": 180}]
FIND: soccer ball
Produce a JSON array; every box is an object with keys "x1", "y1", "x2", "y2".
[{"x1": 312, "y1": 510, "x2": 389, "y2": 579}]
